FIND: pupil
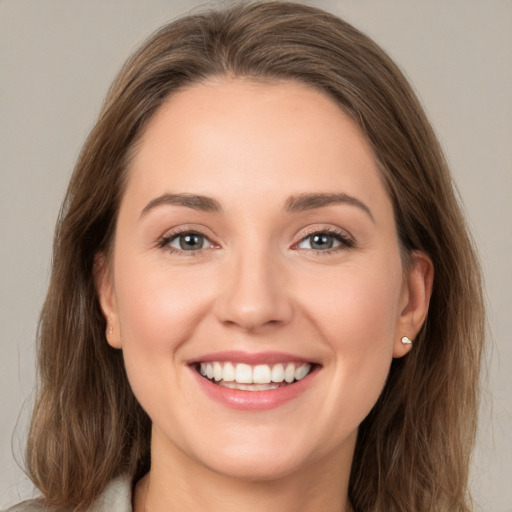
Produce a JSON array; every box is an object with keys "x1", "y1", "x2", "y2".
[
  {"x1": 180, "y1": 234, "x2": 203, "y2": 250},
  {"x1": 311, "y1": 234, "x2": 333, "y2": 250}
]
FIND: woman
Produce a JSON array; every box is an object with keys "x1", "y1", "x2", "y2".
[{"x1": 8, "y1": 2, "x2": 484, "y2": 511}]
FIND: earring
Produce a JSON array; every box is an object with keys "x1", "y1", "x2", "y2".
[
  {"x1": 401, "y1": 336, "x2": 412, "y2": 345},
  {"x1": 107, "y1": 325, "x2": 113, "y2": 336}
]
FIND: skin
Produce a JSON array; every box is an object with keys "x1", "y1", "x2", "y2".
[{"x1": 97, "y1": 79, "x2": 433, "y2": 512}]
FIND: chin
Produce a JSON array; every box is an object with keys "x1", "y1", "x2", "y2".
[
  {"x1": 200, "y1": 447, "x2": 312, "y2": 482},
  {"x1": 182, "y1": 424, "x2": 346, "y2": 483}
]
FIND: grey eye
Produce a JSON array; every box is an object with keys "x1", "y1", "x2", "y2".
[
  {"x1": 169, "y1": 233, "x2": 208, "y2": 251},
  {"x1": 298, "y1": 233, "x2": 341, "y2": 250}
]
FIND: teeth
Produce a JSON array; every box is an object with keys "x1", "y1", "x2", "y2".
[
  {"x1": 235, "y1": 363, "x2": 253, "y2": 384},
  {"x1": 284, "y1": 363, "x2": 295, "y2": 383},
  {"x1": 253, "y1": 364, "x2": 272, "y2": 384},
  {"x1": 219, "y1": 381, "x2": 280, "y2": 391},
  {"x1": 213, "y1": 362, "x2": 223, "y2": 382},
  {"x1": 295, "y1": 364, "x2": 309, "y2": 380},
  {"x1": 223, "y1": 362, "x2": 235, "y2": 382},
  {"x1": 271, "y1": 363, "x2": 284, "y2": 382},
  {"x1": 198, "y1": 361, "x2": 312, "y2": 386}
]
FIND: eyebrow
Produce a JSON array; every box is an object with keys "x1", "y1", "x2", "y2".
[
  {"x1": 140, "y1": 191, "x2": 374, "y2": 222},
  {"x1": 140, "y1": 193, "x2": 222, "y2": 217},
  {"x1": 285, "y1": 193, "x2": 375, "y2": 222}
]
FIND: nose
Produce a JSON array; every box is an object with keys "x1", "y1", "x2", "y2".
[{"x1": 214, "y1": 249, "x2": 294, "y2": 333}]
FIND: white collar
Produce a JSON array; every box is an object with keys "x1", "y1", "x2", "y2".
[{"x1": 88, "y1": 475, "x2": 132, "y2": 512}]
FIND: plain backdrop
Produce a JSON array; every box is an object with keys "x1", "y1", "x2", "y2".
[{"x1": 1, "y1": 0, "x2": 511, "y2": 510}]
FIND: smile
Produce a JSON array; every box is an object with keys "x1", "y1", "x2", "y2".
[{"x1": 197, "y1": 361, "x2": 312, "y2": 391}]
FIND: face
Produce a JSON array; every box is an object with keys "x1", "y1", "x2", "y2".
[{"x1": 98, "y1": 79, "x2": 431, "y2": 481}]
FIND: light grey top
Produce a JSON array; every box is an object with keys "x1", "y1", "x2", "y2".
[{"x1": 4, "y1": 476, "x2": 132, "y2": 512}]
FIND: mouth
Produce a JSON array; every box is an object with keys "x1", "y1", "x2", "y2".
[
  {"x1": 195, "y1": 361, "x2": 314, "y2": 391},
  {"x1": 189, "y1": 352, "x2": 320, "y2": 410}
]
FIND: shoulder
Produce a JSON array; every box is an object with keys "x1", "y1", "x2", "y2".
[
  {"x1": 3, "y1": 475, "x2": 133, "y2": 512},
  {"x1": 88, "y1": 475, "x2": 132, "y2": 512},
  {"x1": 3, "y1": 503, "x2": 47, "y2": 512}
]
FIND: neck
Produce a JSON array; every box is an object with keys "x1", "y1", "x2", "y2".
[{"x1": 134, "y1": 429, "x2": 355, "y2": 512}]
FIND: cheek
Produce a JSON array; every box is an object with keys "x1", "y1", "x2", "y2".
[
  {"x1": 305, "y1": 259, "x2": 402, "y2": 346},
  {"x1": 111, "y1": 259, "x2": 220, "y2": 433},
  {"x1": 299, "y1": 256, "x2": 403, "y2": 414},
  {"x1": 111, "y1": 258, "x2": 215, "y2": 405},
  {"x1": 114, "y1": 259, "x2": 210, "y2": 352}
]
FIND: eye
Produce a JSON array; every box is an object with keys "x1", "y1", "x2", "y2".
[
  {"x1": 295, "y1": 229, "x2": 354, "y2": 252},
  {"x1": 298, "y1": 233, "x2": 341, "y2": 250},
  {"x1": 162, "y1": 231, "x2": 214, "y2": 252}
]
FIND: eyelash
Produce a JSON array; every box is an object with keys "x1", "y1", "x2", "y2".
[
  {"x1": 157, "y1": 226, "x2": 355, "y2": 256},
  {"x1": 157, "y1": 229, "x2": 215, "y2": 256},
  {"x1": 292, "y1": 227, "x2": 355, "y2": 255}
]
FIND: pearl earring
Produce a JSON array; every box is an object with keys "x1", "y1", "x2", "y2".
[
  {"x1": 107, "y1": 325, "x2": 113, "y2": 336},
  {"x1": 401, "y1": 336, "x2": 412, "y2": 345}
]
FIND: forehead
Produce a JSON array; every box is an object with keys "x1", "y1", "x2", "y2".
[{"x1": 124, "y1": 78, "x2": 390, "y2": 217}]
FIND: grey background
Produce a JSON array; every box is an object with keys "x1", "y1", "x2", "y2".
[{"x1": 1, "y1": 0, "x2": 511, "y2": 510}]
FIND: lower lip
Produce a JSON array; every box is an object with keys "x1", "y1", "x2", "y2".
[{"x1": 191, "y1": 367, "x2": 318, "y2": 411}]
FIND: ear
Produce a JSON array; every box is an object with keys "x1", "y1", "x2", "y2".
[
  {"x1": 393, "y1": 250, "x2": 434, "y2": 358},
  {"x1": 94, "y1": 253, "x2": 122, "y2": 349}
]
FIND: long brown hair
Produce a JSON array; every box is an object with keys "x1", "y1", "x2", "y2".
[{"x1": 23, "y1": 2, "x2": 484, "y2": 511}]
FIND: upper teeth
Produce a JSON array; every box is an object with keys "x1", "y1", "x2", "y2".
[{"x1": 199, "y1": 362, "x2": 311, "y2": 384}]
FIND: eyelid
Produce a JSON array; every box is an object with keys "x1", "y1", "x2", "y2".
[
  {"x1": 157, "y1": 224, "x2": 220, "y2": 254},
  {"x1": 291, "y1": 225, "x2": 356, "y2": 251}
]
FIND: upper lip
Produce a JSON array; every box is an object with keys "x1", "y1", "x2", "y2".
[{"x1": 188, "y1": 350, "x2": 319, "y2": 366}]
